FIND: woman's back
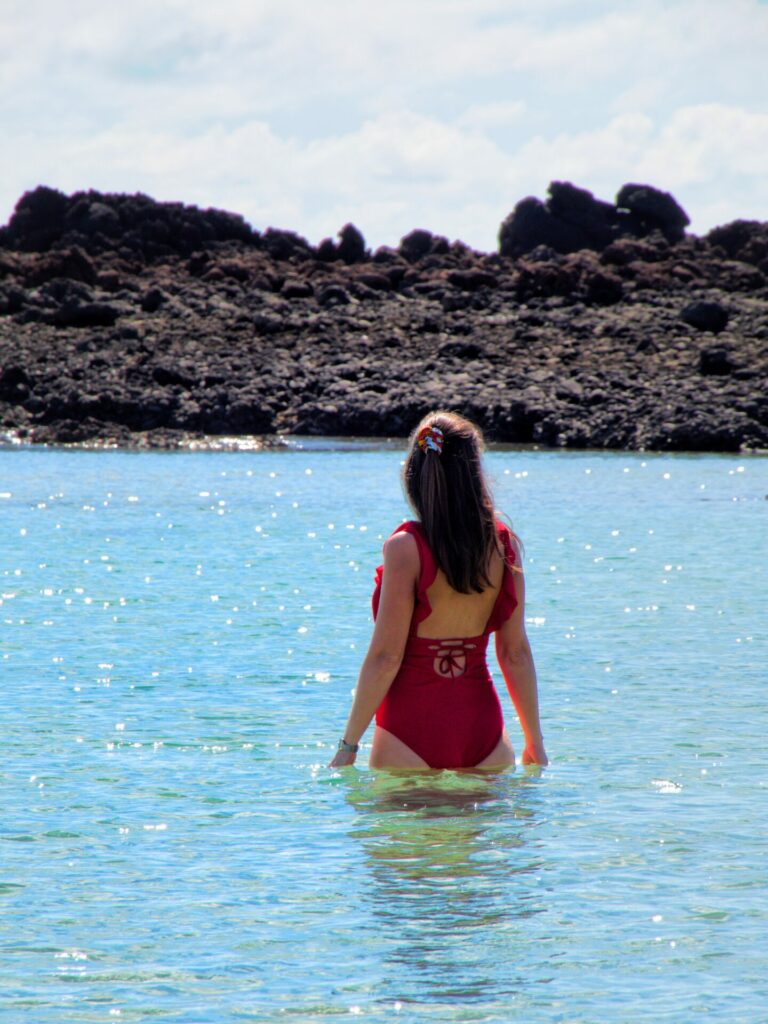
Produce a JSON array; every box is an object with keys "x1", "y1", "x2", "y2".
[{"x1": 416, "y1": 545, "x2": 505, "y2": 639}]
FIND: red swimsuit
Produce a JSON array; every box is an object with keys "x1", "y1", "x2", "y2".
[{"x1": 372, "y1": 520, "x2": 518, "y2": 769}]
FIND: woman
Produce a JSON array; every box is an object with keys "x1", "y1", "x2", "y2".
[{"x1": 329, "y1": 411, "x2": 547, "y2": 771}]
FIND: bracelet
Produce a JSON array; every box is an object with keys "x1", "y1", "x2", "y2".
[{"x1": 338, "y1": 738, "x2": 359, "y2": 753}]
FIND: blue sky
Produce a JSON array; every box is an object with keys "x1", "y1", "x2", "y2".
[{"x1": 2, "y1": 0, "x2": 767, "y2": 250}]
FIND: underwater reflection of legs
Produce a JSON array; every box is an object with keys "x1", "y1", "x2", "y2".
[{"x1": 340, "y1": 771, "x2": 547, "y2": 1011}]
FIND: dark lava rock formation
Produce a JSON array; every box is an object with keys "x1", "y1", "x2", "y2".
[
  {"x1": 1, "y1": 182, "x2": 767, "y2": 451},
  {"x1": 499, "y1": 181, "x2": 691, "y2": 257}
]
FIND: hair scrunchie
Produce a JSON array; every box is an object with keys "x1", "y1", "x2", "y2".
[{"x1": 416, "y1": 425, "x2": 444, "y2": 454}]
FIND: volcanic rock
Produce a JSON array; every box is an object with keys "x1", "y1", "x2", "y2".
[
  {"x1": 681, "y1": 301, "x2": 729, "y2": 333},
  {"x1": 499, "y1": 181, "x2": 691, "y2": 257},
  {"x1": 282, "y1": 278, "x2": 314, "y2": 299},
  {"x1": 699, "y1": 346, "x2": 737, "y2": 375},
  {"x1": 317, "y1": 284, "x2": 350, "y2": 307},
  {"x1": 261, "y1": 228, "x2": 312, "y2": 261},
  {"x1": 615, "y1": 184, "x2": 690, "y2": 242},
  {"x1": 51, "y1": 301, "x2": 120, "y2": 329},
  {"x1": 0, "y1": 185, "x2": 254, "y2": 260},
  {"x1": 1, "y1": 183, "x2": 767, "y2": 453},
  {"x1": 707, "y1": 220, "x2": 768, "y2": 269},
  {"x1": 337, "y1": 224, "x2": 367, "y2": 264},
  {"x1": 400, "y1": 229, "x2": 447, "y2": 263}
]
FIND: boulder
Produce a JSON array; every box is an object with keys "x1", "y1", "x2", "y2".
[
  {"x1": 499, "y1": 181, "x2": 690, "y2": 257},
  {"x1": 97, "y1": 270, "x2": 121, "y2": 291},
  {"x1": 282, "y1": 277, "x2": 314, "y2": 299},
  {"x1": 336, "y1": 223, "x2": 366, "y2": 264},
  {"x1": 355, "y1": 272, "x2": 391, "y2": 292},
  {"x1": 548, "y1": 181, "x2": 618, "y2": 248},
  {"x1": 615, "y1": 184, "x2": 690, "y2": 242},
  {"x1": 706, "y1": 220, "x2": 768, "y2": 265},
  {"x1": 500, "y1": 197, "x2": 582, "y2": 258},
  {"x1": 152, "y1": 364, "x2": 196, "y2": 388},
  {"x1": 514, "y1": 259, "x2": 579, "y2": 300},
  {"x1": 64, "y1": 198, "x2": 122, "y2": 238},
  {"x1": 53, "y1": 301, "x2": 121, "y2": 328},
  {"x1": 23, "y1": 247, "x2": 97, "y2": 286},
  {"x1": 0, "y1": 253, "x2": 21, "y2": 278},
  {"x1": 584, "y1": 269, "x2": 624, "y2": 306},
  {"x1": 438, "y1": 340, "x2": 483, "y2": 359},
  {"x1": 601, "y1": 237, "x2": 668, "y2": 266},
  {"x1": 0, "y1": 186, "x2": 69, "y2": 250},
  {"x1": 681, "y1": 301, "x2": 729, "y2": 333},
  {"x1": 217, "y1": 259, "x2": 251, "y2": 282},
  {"x1": 317, "y1": 284, "x2": 350, "y2": 307},
  {"x1": 40, "y1": 278, "x2": 93, "y2": 305},
  {"x1": 187, "y1": 251, "x2": 210, "y2": 276},
  {"x1": 446, "y1": 269, "x2": 497, "y2": 291},
  {"x1": 261, "y1": 227, "x2": 313, "y2": 261},
  {"x1": 316, "y1": 238, "x2": 338, "y2": 262},
  {"x1": 699, "y1": 346, "x2": 736, "y2": 375},
  {"x1": 399, "y1": 229, "x2": 440, "y2": 263},
  {"x1": 0, "y1": 285, "x2": 25, "y2": 315},
  {"x1": 0, "y1": 364, "x2": 32, "y2": 401},
  {"x1": 140, "y1": 288, "x2": 167, "y2": 312}
]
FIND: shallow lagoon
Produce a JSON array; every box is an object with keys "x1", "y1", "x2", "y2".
[{"x1": 1, "y1": 443, "x2": 766, "y2": 1022}]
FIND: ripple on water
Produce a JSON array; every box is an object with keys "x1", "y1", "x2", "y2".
[{"x1": 0, "y1": 446, "x2": 766, "y2": 1022}]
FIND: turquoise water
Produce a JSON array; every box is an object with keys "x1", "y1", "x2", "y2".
[{"x1": 1, "y1": 443, "x2": 766, "y2": 1023}]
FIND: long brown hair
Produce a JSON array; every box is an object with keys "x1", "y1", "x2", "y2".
[{"x1": 403, "y1": 411, "x2": 505, "y2": 593}]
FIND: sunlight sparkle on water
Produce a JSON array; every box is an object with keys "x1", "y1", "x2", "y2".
[{"x1": 0, "y1": 445, "x2": 765, "y2": 1023}]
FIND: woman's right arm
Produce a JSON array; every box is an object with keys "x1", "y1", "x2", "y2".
[
  {"x1": 494, "y1": 557, "x2": 548, "y2": 766},
  {"x1": 328, "y1": 531, "x2": 418, "y2": 767}
]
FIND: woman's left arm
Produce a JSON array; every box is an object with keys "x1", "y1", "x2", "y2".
[{"x1": 328, "y1": 531, "x2": 417, "y2": 767}]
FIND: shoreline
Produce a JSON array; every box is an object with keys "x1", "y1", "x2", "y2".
[{"x1": 2, "y1": 428, "x2": 766, "y2": 458}]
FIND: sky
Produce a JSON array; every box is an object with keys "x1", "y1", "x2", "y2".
[{"x1": 1, "y1": 0, "x2": 767, "y2": 251}]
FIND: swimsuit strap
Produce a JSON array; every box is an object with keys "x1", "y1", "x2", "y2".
[{"x1": 484, "y1": 521, "x2": 518, "y2": 634}]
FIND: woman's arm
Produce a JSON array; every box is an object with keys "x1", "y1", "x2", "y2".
[
  {"x1": 494, "y1": 556, "x2": 548, "y2": 766},
  {"x1": 328, "y1": 531, "x2": 418, "y2": 767}
]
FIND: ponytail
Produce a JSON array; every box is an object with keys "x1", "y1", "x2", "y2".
[{"x1": 404, "y1": 411, "x2": 502, "y2": 593}]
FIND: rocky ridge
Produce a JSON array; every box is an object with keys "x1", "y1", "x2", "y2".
[{"x1": 1, "y1": 182, "x2": 767, "y2": 451}]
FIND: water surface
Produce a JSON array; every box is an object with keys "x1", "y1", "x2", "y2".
[{"x1": 1, "y1": 444, "x2": 766, "y2": 1022}]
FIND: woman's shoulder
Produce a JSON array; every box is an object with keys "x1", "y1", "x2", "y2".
[
  {"x1": 382, "y1": 528, "x2": 420, "y2": 569},
  {"x1": 385, "y1": 521, "x2": 423, "y2": 557},
  {"x1": 388, "y1": 520, "x2": 436, "y2": 584}
]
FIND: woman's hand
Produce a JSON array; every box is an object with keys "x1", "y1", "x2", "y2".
[
  {"x1": 328, "y1": 747, "x2": 357, "y2": 768},
  {"x1": 521, "y1": 740, "x2": 548, "y2": 766}
]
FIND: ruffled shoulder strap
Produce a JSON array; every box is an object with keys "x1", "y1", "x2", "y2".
[
  {"x1": 371, "y1": 520, "x2": 436, "y2": 625},
  {"x1": 485, "y1": 521, "x2": 519, "y2": 634}
]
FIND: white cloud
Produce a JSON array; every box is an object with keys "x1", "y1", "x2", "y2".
[
  {"x1": 457, "y1": 101, "x2": 527, "y2": 131},
  {"x1": 649, "y1": 105, "x2": 768, "y2": 180},
  {"x1": 515, "y1": 115, "x2": 656, "y2": 187}
]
